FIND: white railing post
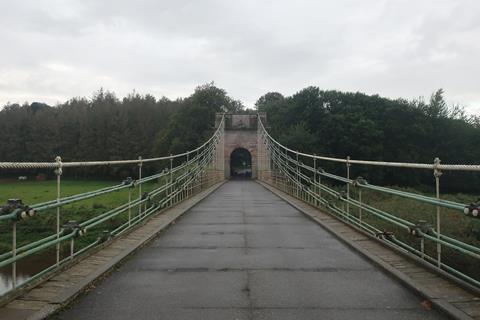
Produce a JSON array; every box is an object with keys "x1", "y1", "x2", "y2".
[
  {"x1": 55, "y1": 156, "x2": 62, "y2": 267},
  {"x1": 346, "y1": 156, "x2": 351, "y2": 221},
  {"x1": 128, "y1": 187, "x2": 132, "y2": 226},
  {"x1": 12, "y1": 220, "x2": 16, "y2": 289},
  {"x1": 170, "y1": 155, "x2": 173, "y2": 206},
  {"x1": 434, "y1": 157, "x2": 442, "y2": 268},
  {"x1": 138, "y1": 156, "x2": 143, "y2": 215},
  {"x1": 186, "y1": 152, "x2": 190, "y2": 199},
  {"x1": 313, "y1": 155, "x2": 317, "y2": 207},
  {"x1": 296, "y1": 152, "x2": 299, "y2": 198}
]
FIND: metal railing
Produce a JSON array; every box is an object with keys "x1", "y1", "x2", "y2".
[
  {"x1": 257, "y1": 114, "x2": 480, "y2": 289},
  {"x1": 0, "y1": 116, "x2": 225, "y2": 299}
]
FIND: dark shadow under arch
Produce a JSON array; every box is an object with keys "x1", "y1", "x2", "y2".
[{"x1": 230, "y1": 148, "x2": 252, "y2": 179}]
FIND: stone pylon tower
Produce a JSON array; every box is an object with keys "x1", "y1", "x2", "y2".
[{"x1": 215, "y1": 113, "x2": 269, "y2": 179}]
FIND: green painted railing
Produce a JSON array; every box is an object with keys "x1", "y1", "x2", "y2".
[
  {"x1": 257, "y1": 115, "x2": 480, "y2": 290},
  {"x1": 0, "y1": 116, "x2": 225, "y2": 299}
]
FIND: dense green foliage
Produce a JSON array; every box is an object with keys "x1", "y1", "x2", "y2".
[
  {"x1": 0, "y1": 83, "x2": 242, "y2": 178},
  {"x1": 0, "y1": 91, "x2": 170, "y2": 163},
  {"x1": 1, "y1": 84, "x2": 479, "y2": 191},
  {"x1": 256, "y1": 88, "x2": 480, "y2": 192},
  {"x1": 153, "y1": 83, "x2": 243, "y2": 155}
]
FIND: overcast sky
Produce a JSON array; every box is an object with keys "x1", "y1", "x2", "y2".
[{"x1": 0, "y1": 0, "x2": 479, "y2": 112}]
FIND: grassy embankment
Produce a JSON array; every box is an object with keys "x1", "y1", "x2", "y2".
[
  {"x1": 0, "y1": 179, "x2": 160, "y2": 256},
  {"x1": 329, "y1": 184, "x2": 480, "y2": 282}
]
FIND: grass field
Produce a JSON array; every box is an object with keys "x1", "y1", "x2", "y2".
[
  {"x1": 0, "y1": 179, "x2": 158, "y2": 254},
  {"x1": 0, "y1": 179, "x2": 132, "y2": 207}
]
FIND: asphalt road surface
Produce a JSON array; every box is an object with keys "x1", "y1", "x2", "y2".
[{"x1": 55, "y1": 180, "x2": 446, "y2": 320}]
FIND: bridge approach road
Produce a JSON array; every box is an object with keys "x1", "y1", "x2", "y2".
[{"x1": 55, "y1": 180, "x2": 446, "y2": 320}]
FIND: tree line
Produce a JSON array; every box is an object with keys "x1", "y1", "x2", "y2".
[
  {"x1": 0, "y1": 83, "x2": 243, "y2": 178},
  {"x1": 256, "y1": 87, "x2": 480, "y2": 192},
  {"x1": 1, "y1": 83, "x2": 479, "y2": 191}
]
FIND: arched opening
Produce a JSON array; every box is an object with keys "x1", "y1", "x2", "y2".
[{"x1": 230, "y1": 148, "x2": 252, "y2": 179}]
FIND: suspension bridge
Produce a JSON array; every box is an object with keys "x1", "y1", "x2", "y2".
[{"x1": 0, "y1": 113, "x2": 479, "y2": 319}]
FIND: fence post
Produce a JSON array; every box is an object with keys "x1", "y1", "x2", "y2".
[
  {"x1": 283, "y1": 149, "x2": 288, "y2": 194},
  {"x1": 312, "y1": 155, "x2": 316, "y2": 206},
  {"x1": 213, "y1": 144, "x2": 216, "y2": 172},
  {"x1": 222, "y1": 126, "x2": 225, "y2": 178},
  {"x1": 190, "y1": 151, "x2": 194, "y2": 196},
  {"x1": 186, "y1": 152, "x2": 190, "y2": 199},
  {"x1": 70, "y1": 237, "x2": 75, "y2": 260},
  {"x1": 12, "y1": 220, "x2": 16, "y2": 289},
  {"x1": 434, "y1": 157, "x2": 442, "y2": 268},
  {"x1": 317, "y1": 157, "x2": 322, "y2": 206},
  {"x1": 196, "y1": 149, "x2": 200, "y2": 193},
  {"x1": 257, "y1": 121, "x2": 261, "y2": 180},
  {"x1": 55, "y1": 156, "x2": 62, "y2": 267},
  {"x1": 296, "y1": 152, "x2": 300, "y2": 198},
  {"x1": 138, "y1": 156, "x2": 143, "y2": 216},
  {"x1": 170, "y1": 155, "x2": 173, "y2": 206},
  {"x1": 346, "y1": 156, "x2": 351, "y2": 221},
  {"x1": 358, "y1": 189, "x2": 363, "y2": 225},
  {"x1": 421, "y1": 237, "x2": 425, "y2": 260},
  {"x1": 128, "y1": 187, "x2": 132, "y2": 226},
  {"x1": 274, "y1": 147, "x2": 278, "y2": 187}
]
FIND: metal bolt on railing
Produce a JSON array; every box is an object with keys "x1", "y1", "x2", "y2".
[
  {"x1": 409, "y1": 220, "x2": 434, "y2": 238},
  {"x1": 98, "y1": 230, "x2": 111, "y2": 243},
  {"x1": 375, "y1": 230, "x2": 395, "y2": 241},
  {"x1": 464, "y1": 202, "x2": 480, "y2": 218}
]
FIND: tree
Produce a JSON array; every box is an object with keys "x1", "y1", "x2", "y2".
[{"x1": 152, "y1": 83, "x2": 244, "y2": 156}]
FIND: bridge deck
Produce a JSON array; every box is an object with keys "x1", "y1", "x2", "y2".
[{"x1": 56, "y1": 180, "x2": 445, "y2": 319}]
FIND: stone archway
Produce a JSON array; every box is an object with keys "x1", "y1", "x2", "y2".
[
  {"x1": 217, "y1": 113, "x2": 268, "y2": 179},
  {"x1": 224, "y1": 139, "x2": 257, "y2": 180},
  {"x1": 230, "y1": 148, "x2": 252, "y2": 178}
]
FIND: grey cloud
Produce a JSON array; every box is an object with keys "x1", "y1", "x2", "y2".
[{"x1": 0, "y1": 0, "x2": 478, "y2": 111}]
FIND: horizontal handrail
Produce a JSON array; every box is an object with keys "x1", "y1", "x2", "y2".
[
  {"x1": 0, "y1": 115, "x2": 226, "y2": 300},
  {"x1": 258, "y1": 113, "x2": 480, "y2": 290},
  {"x1": 258, "y1": 115, "x2": 480, "y2": 171},
  {"x1": 0, "y1": 117, "x2": 224, "y2": 169}
]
